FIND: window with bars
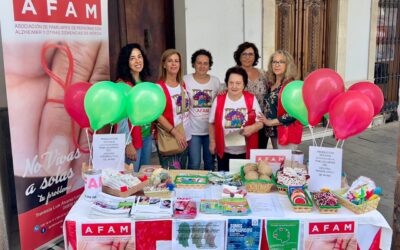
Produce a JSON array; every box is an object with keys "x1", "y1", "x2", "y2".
[{"x1": 374, "y1": 0, "x2": 400, "y2": 114}]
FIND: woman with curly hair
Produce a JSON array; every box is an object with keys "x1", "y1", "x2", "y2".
[
  {"x1": 115, "y1": 43, "x2": 152, "y2": 172},
  {"x1": 258, "y1": 50, "x2": 303, "y2": 149}
]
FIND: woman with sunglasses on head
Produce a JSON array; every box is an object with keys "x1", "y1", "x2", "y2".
[
  {"x1": 115, "y1": 43, "x2": 152, "y2": 172},
  {"x1": 156, "y1": 49, "x2": 191, "y2": 169},
  {"x1": 258, "y1": 50, "x2": 303, "y2": 150},
  {"x1": 233, "y1": 42, "x2": 269, "y2": 149},
  {"x1": 183, "y1": 49, "x2": 220, "y2": 170}
]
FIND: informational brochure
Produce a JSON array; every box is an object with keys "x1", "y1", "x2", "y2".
[
  {"x1": 266, "y1": 220, "x2": 300, "y2": 250},
  {"x1": 172, "y1": 220, "x2": 225, "y2": 250},
  {"x1": 226, "y1": 219, "x2": 262, "y2": 250},
  {"x1": 246, "y1": 194, "x2": 284, "y2": 217},
  {"x1": 308, "y1": 146, "x2": 342, "y2": 192},
  {"x1": 304, "y1": 220, "x2": 357, "y2": 250},
  {"x1": 92, "y1": 133, "x2": 125, "y2": 171}
]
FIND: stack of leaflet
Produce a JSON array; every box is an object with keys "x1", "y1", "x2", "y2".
[
  {"x1": 130, "y1": 196, "x2": 173, "y2": 220},
  {"x1": 173, "y1": 198, "x2": 197, "y2": 219},
  {"x1": 90, "y1": 192, "x2": 136, "y2": 218}
]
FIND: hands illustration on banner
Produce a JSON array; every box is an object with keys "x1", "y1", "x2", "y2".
[{"x1": 4, "y1": 40, "x2": 109, "y2": 193}]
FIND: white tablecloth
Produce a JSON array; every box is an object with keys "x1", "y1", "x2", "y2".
[{"x1": 64, "y1": 190, "x2": 392, "y2": 250}]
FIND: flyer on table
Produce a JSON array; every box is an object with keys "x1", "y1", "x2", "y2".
[
  {"x1": 226, "y1": 218, "x2": 262, "y2": 250},
  {"x1": 266, "y1": 220, "x2": 300, "y2": 250},
  {"x1": 172, "y1": 220, "x2": 226, "y2": 250},
  {"x1": 0, "y1": 0, "x2": 109, "y2": 249}
]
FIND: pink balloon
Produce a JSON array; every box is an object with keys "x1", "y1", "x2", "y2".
[
  {"x1": 348, "y1": 81, "x2": 384, "y2": 116},
  {"x1": 303, "y1": 68, "x2": 345, "y2": 126},
  {"x1": 329, "y1": 91, "x2": 374, "y2": 140},
  {"x1": 64, "y1": 82, "x2": 92, "y2": 128}
]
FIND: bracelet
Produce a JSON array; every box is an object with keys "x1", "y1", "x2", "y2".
[{"x1": 168, "y1": 126, "x2": 175, "y2": 133}]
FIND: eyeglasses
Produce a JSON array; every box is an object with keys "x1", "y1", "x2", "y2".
[
  {"x1": 272, "y1": 61, "x2": 286, "y2": 66},
  {"x1": 241, "y1": 52, "x2": 255, "y2": 58}
]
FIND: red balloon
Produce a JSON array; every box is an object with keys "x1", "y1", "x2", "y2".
[
  {"x1": 303, "y1": 68, "x2": 345, "y2": 126},
  {"x1": 64, "y1": 82, "x2": 92, "y2": 128},
  {"x1": 348, "y1": 81, "x2": 384, "y2": 116},
  {"x1": 329, "y1": 91, "x2": 374, "y2": 140}
]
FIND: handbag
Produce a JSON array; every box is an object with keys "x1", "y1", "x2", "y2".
[
  {"x1": 157, "y1": 122, "x2": 185, "y2": 155},
  {"x1": 157, "y1": 85, "x2": 187, "y2": 155}
]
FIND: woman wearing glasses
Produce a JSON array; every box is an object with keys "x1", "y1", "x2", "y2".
[
  {"x1": 258, "y1": 50, "x2": 303, "y2": 149},
  {"x1": 233, "y1": 42, "x2": 269, "y2": 149}
]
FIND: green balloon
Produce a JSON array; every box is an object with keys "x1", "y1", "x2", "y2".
[
  {"x1": 324, "y1": 113, "x2": 329, "y2": 120},
  {"x1": 281, "y1": 80, "x2": 309, "y2": 126},
  {"x1": 126, "y1": 82, "x2": 166, "y2": 126},
  {"x1": 84, "y1": 81, "x2": 127, "y2": 130},
  {"x1": 110, "y1": 82, "x2": 132, "y2": 124}
]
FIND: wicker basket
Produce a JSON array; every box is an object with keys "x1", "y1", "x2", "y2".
[
  {"x1": 288, "y1": 189, "x2": 313, "y2": 213},
  {"x1": 174, "y1": 174, "x2": 208, "y2": 189},
  {"x1": 102, "y1": 180, "x2": 149, "y2": 198},
  {"x1": 169, "y1": 169, "x2": 210, "y2": 180},
  {"x1": 276, "y1": 184, "x2": 288, "y2": 194},
  {"x1": 333, "y1": 188, "x2": 380, "y2": 214},
  {"x1": 240, "y1": 166, "x2": 274, "y2": 193},
  {"x1": 143, "y1": 189, "x2": 172, "y2": 198},
  {"x1": 311, "y1": 192, "x2": 341, "y2": 214}
]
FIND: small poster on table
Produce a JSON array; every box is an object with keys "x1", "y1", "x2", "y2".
[
  {"x1": 92, "y1": 133, "x2": 125, "y2": 171},
  {"x1": 304, "y1": 221, "x2": 357, "y2": 250},
  {"x1": 266, "y1": 220, "x2": 300, "y2": 250},
  {"x1": 227, "y1": 218, "x2": 262, "y2": 250},
  {"x1": 308, "y1": 146, "x2": 342, "y2": 192},
  {"x1": 250, "y1": 149, "x2": 292, "y2": 173},
  {"x1": 172, "y1": 220, "x2": 225, "y2": 250}
]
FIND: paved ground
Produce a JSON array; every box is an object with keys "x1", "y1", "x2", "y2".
[{"x1": 299, "y1": 121, "x2": 398, "y2": 227}]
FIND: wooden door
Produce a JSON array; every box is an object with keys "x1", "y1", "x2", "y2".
[
  {"x1": 276, "y1": 0, "x2": 327, "y2": 80},
  {"x1": 108, "y1": 0, "x2": 175, "y2": 82}
]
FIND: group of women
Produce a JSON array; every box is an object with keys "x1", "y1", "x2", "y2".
[{"x1": 115, "y1": 42, "x2": 303, "y2": 172}]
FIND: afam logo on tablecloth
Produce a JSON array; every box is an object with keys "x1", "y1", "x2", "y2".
[
  {"x1": 82, "y1": 223, "x2": 131, "y2": 236},
  {"x1": 309, "y1": 222, "x2": 355, "y2": 235}
]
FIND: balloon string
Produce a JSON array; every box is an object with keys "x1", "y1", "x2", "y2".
[
  {"x1": 41, "y1": 43, "x2": 90, "y2": 154},
  {"x1": 110, "y1": 125, "x2": 114, "y2": 134},
  {"x1": 335, "y1": 139, "x2": 341, "y2": 148},
  {"x1": 126, "y1": 125, "x2": 134, "y2": 145},
  {"x1": 308, "y1": 125, "x2": 317, "y2": 146},
  {"x1": 341, "y1": 140, "x2": 345, "y2": 148},
  {"x1": 85, "y1": 128, "x2": 92, "y2": 164},
  {"x1": 320, "y1": 120, "x2": 330, "y2": 147},
  {"x1": 90, "y1": 130, "x2": 97, "y2": 166}
]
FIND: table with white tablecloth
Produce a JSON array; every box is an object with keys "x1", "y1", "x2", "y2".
[{"x1": 63, "y1": 189, "x2": 392, "y2": 250}]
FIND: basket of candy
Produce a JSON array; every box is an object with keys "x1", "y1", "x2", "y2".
[
  {"x1": 275, "y1": 160, "x2": 309, "y2": 194},
  {"x1": 143, "y1": 168, "x2": 173, "y2": 198},
  {"x1": 333, "y1": 176, "x2": 381, "y2": 214},
  {"x1": 287, "y1": 186, "x2": 313, "y2": 213},
  {"x1": 240, "y1": 161, "x2": 275, "y2": 193},
  {"x1": 311, "y1": 189, "x2": 341, "y2": 214}
]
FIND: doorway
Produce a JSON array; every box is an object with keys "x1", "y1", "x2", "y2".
[
  {"x1": 108, "y1": 0, "x2": 175, "y2": 82},
  {"x1": 275, "y1": 0, "x2": 328, "y2": 80}
]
